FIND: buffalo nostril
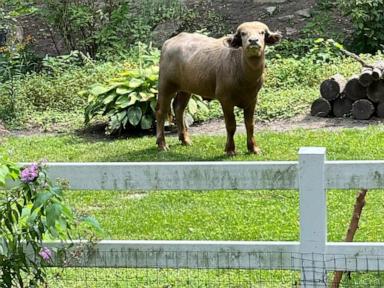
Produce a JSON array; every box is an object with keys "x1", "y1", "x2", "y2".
[{"x1": 248, "y1": 38, "x2": 259, "y2": 45}]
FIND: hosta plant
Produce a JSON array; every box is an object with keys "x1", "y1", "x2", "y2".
[{"x1": 84, "y1": 65, "x2": 209, "y2": 134}]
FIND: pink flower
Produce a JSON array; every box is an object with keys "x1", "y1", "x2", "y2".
[
  {"x1": 39, "y1": 247, "x2": 52, "y2": 261},
  {"x1": 20, "y1": 163, "x2": 39, "y2": 183}
]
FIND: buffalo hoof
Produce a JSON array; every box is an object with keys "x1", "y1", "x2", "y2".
[
  {"x1": 248, "y1": 146, "x2": 262, "y2": 155},
  {"x1": 226, "y1": 150, "x2": 237, "y2": 157},
  {"x1": 181, "y1": 138, "x2": 192, "y2": 146},
  {"x1": 157, "y1": 144, "x2": 170, "y2": 152}
]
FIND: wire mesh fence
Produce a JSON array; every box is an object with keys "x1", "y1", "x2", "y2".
[{"x1": 43, "y1": 250, "x2": 384, "y2": 287}]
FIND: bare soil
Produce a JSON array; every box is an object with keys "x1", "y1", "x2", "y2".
[{"x1": 189, "y1": 115, "x2": 384, "y2": 135}]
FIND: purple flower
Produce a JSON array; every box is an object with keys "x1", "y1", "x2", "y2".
[
  {"x1": 20, "y1": 163, "x2": 39, "y2": 183},
  {"x1": 39, "y1": 247, "x2": 52, "y2": 261}
]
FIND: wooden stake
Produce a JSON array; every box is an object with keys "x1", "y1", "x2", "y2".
[{"x1": 331, "y1": 189, "x2": 368, "y2": 288}]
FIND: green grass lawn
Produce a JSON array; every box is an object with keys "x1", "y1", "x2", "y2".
[
  {"x1": 3, "y1": 128, "x2": 384, "y2": 287},
  {"x1": 3, "y1": 125, "x2": 384, "y2": 162}
]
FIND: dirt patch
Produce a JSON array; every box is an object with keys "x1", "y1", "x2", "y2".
[
  {"x1": 189, "y1": 114, "x2": 384, "y2": 135},
  {"x1": 3, "y1": 114, "x2": 383, "y2": 138},
  {"x1": 0, "y1": 121, "x2": 10, "y2": 137}
]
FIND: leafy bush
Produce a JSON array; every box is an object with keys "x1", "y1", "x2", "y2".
[
  {"x1": 40, "y1": 0, "x2": 184, "y2": 58},
  {"x1": 337, "y1": 0, "x2": 384, "y2": 53},
  {"x1": 84, "y1": 44, "x2": 209, "y2": 134},
  {"x1": 178, "y1": 1, "x2": 229, "y2": 38},
  {"x1": 267, "y1": 38, "x2": 343, "y2": 62},
  {"x1": 0, "y1": 154, "x2": 102, "y2": 286},
  {"x1": 85, "y1": 66, "x2": 160, "y2": 133},
  {"x1": 0, "y1": 60, "x2": 124, "y2": 126}
]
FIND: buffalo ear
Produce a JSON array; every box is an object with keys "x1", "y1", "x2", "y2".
[
  {"x1": 229, "y1": 31, "x2": 242, "y2": 48},
  {"x1": 265, "y1": 31, "x2": 282, "y2": 45}
]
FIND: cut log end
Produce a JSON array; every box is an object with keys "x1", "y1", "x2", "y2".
[
  {"x1": 359, "y1": 68, "x2": 374, "y2": 87},
  {"x1": 368, "y1": 80, "x2": 384, "y2": 103},
  {"x1": 372, "y1": 67, "x2": 383, "y2": 80},
  {"x1": 377, "y1": 102, "x2": 384, "y2": 118},
  {"x1": 320, "y1": 74, "x2": 346, "y2": 101},
  {"x1": 333, "y1": 97, "x2": 353, "y2": 118},
  {"x1": 311, "y1": 98, "x2": 331, "y2": 117},
  {"x1": 345, "y1": 76, "x2": 368, "y2": 102},
  {"x1": 351, "y1": 99, "x2": 375, "y2": 120}
]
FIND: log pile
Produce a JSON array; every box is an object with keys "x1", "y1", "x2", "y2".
[{"x1": 311, "y1": 62, "x2": 384, "y2": 120}]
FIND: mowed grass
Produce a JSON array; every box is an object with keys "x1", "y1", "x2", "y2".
[
  {"x1": 3, "y1": 128, "x2": 384, "y2": 286},
  {"x1": 3, "y1": 125, "x2": 384, "y2": 162},
  {"x1": 2, "y1": 127, "x2": 384, "y2": 242}
]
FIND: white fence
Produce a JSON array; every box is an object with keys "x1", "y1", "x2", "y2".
[{"x1": 39, "y1": 147, "x2": 384, "y2": 287}]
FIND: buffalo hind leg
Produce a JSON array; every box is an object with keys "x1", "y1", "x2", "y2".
[
  {"x1": 156, "y1": 85, "x2": 176, "y2": 151},
  {"x1": 221, "y1": 102, "x2": 237, "y2": 156},
  {"x1": 244, "y1": 103, "x2": 261, "y2": 154},
  {"x1": 173, "y1": 91, "x2": 192, "y2": 146}
]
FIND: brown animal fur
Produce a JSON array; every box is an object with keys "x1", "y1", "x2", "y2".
[{"x1": 156, "y1": 22, "x2": 281, "y2": 155}]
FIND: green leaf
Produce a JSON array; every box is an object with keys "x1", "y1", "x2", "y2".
[
  {"x1": 109, "y1": 114, "x2": 122, "y2": 132},
  {"x1": 127, "y1": 106, "x2": 143, "y2": 126},
  {"x1": 46, "y1": 203, "x2": 62, "y2": 228},
  {"x1": 150, "y1": 99, "x2": 157, "y2": 112},
  {"x1": 140, "y1": 114, "x2": 154, "y2": 130},
  {"x1": 128, "y1": 78, "x2": 144, "y2": 89},
  {"x1": 188, "y1": 98, "x2": 198, "y2": 115},
  {"x1": 61, "y1": 204, "x2": 73, "y2": 220},
  {"x1": 33, "y1": 191, "x2": 52, "y2": 210},
  {"x1": 116, "y1": 87, "x2": 132, "y2": 95},
  {"x1": 120, "y1": 70, "x2": 140, "y2": 78},
  {"x1": 116, "y1": 93, "x2": 138, "y2": 109},
  {"x1": 102, "y1": 93, "x2": 118, "y2": 105},
  {"x1": 197, "y1": 100, "x2": 209, "y2": 114},
  {"x1": 0, "y1": 165, "x2": 10, "y2": 186},
  {"x1": 139, "y1": 91, "x2": 154, "y2": 102},
  {"x1": 146, "y1": 74, "x2": 158, "y2": 82},
  {"x1": 0, "y1": 237, "x2": 8, "y2": 257},
  {"x1": 149, "y1": 87, "x2": 158, "y2": 94},
  {"x1": 89, "y1": 85, "x2": 114, "y2": 96},
  {"x1": 82, "y1": 216, "x2": 104, "y2": 234}
]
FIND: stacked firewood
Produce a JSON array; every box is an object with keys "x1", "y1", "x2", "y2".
[{"x1": 311, "y1": 61, "x2": 384, "y2": 120}]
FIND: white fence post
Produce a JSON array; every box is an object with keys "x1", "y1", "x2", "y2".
[{"x1": 299, "y1": 147, "x2": 327, "y2": 287}]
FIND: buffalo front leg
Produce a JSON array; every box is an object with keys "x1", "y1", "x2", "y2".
[
  {"x1": 244, "y1": 102, "x2": 261, "y2": 154},
  {"x1": 173, "y1": 92, "x2": 192, "y2": 146},
  {"x1": 156, "y1": 86, "x2": 175, "y2": 151},
  {"x1": 221, "y1": 102, "x2": 237, "y2": 156}
]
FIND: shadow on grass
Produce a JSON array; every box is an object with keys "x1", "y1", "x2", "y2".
[
  {"x1": 75, "y1": 121, "x2": 157, "y2": 142},
  {"x1": 95, "y1": 144, "x2": 231, "y2": 162}
]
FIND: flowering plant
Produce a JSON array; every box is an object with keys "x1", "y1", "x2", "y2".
[{"x1": 0, "y1": 154, "x2": 102, "y2": 287}]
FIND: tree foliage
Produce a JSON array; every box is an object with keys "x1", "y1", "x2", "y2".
[{"x1": 338, "y1": 0, "x2": 384, "y2": 53}]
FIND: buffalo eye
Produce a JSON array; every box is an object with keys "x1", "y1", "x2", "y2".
[{"x1": 241, "y1": 32, "x2": 246, "y2": 37}]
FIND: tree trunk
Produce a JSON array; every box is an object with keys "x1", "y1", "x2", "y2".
[
  {"x1": 320, "y1": 74, "x2": 346, "y2": 101},
  {"x1": 331, "y1": 189, "x2": 368, "y2": 288},
  {"x1": 359, "y1": 68, "x2": 374, "y2": 87},
  {"x1": 311, "y1": 98, "x2": 332, "y2": 117},
  {"x1": 345, "y1": 76, "x2": 368, "y2": 101},
  {"x1": 367, "y1": 80, "x2": 384, "y2": 103},
  {"x1": 351, "y1": 99, "x2": 375, "y2": 120},
  {"x1": 333, "y1": 97, "x2": 353, "y2": 118}
]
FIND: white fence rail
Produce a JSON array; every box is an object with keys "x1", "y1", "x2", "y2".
[{"x1": 22, "y1": 147, "x2": 384, "y2": 287}]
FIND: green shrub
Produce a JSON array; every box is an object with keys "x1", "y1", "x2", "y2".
[
  {"x1": 337, "y1": 0, "x2": 384, "y2": 53},
  {"x1": 40, "y1": 0, "x2": 184, "y2": 58},
  {"x1": 84, "y1": 66, "x2": 160, "y2": 133},
  {"x1": 0, "y1": 154, "x2": 102, "y2": 287},
  {"x1": 0, "y1": 61, "x2": 125, "y2": 125},
  {"x1": 84, "y1": 64, "x2": 209, "y2": 134}
]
